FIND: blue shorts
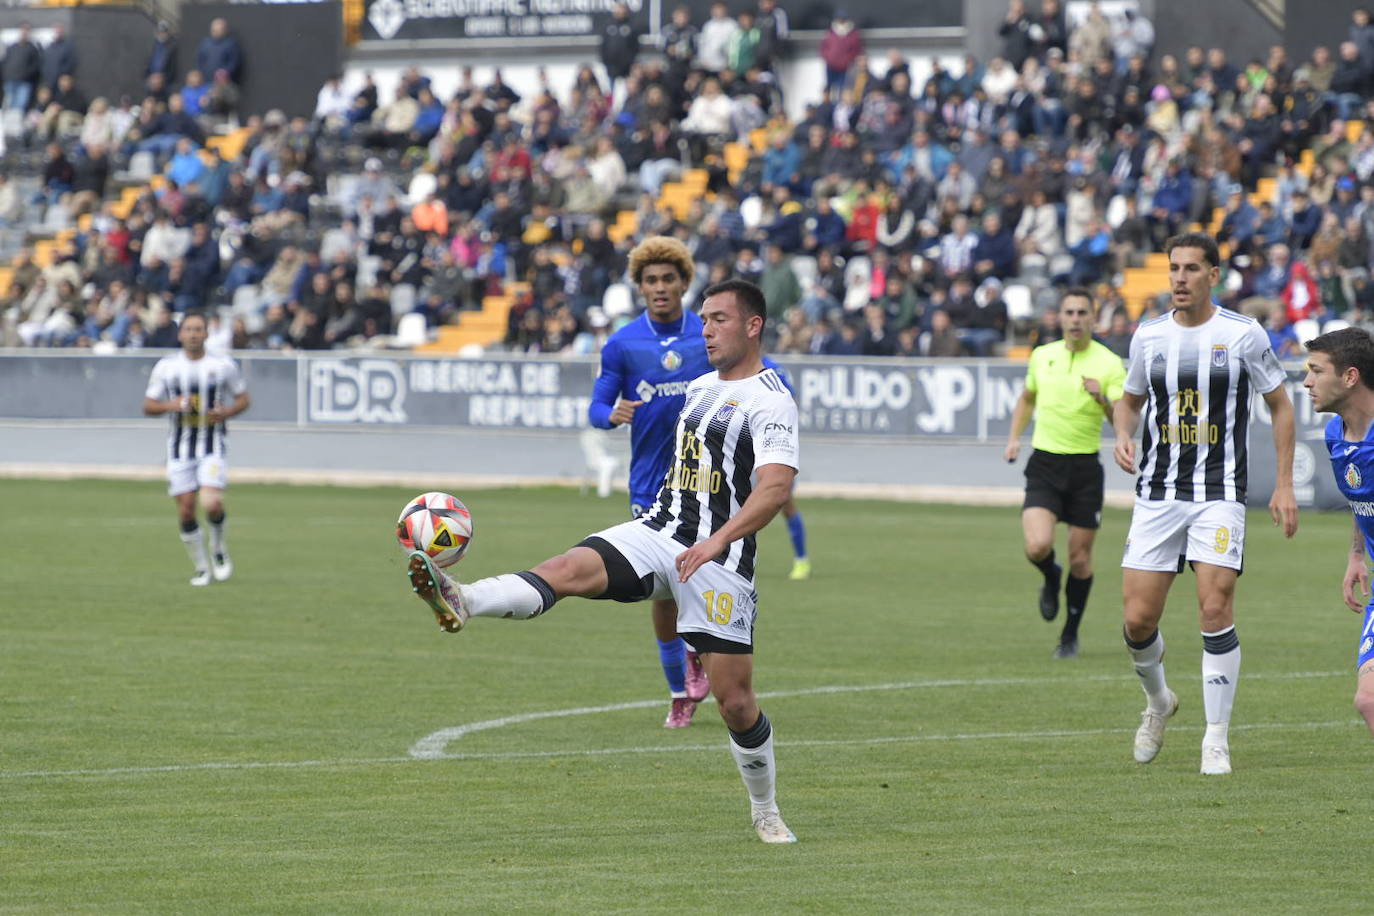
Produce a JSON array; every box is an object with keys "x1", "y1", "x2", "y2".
[{"x1": 1360, "y1": 600, "x2": 1374, "y2": 670}]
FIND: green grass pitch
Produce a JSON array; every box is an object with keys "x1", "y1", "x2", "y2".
[{"x1": 2, "y1": 477, "x2": 1370, "y2": 913}]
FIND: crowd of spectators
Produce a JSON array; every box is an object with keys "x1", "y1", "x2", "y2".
[{"x1": 2, "y1": 2, "x2": 1374, "y2": 359}]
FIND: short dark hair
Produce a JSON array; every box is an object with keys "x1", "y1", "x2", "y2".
[
  {"x1": 181, "y1": 309, "x2": 208, "y2": 328},
  {"x1": 703, "y1": 278, "x2": 767, "y2": 325},
  {"x1": 1306, "y1": 326, "x2": 1374, "y2": 391},
  {"x1": 1165, "y1": 232, "x2": 1221, "y2": 268},
  {"x1": 1061, "y1": 286, "x2": 1095, "y2": 309}
]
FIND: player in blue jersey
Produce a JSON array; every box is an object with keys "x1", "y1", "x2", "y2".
[
  {"x1": 1304, "y1": 327, "x2": 1374, "y2": 737},
  {"x1": 589, "y1": 237, "x2": 716, "y2": 728},
  {"x1": 588, "y1": 236, "x2": 811, "y2": 728}
]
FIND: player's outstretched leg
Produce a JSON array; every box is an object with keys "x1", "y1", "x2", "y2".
[
  {"x1": 1200, "y1": 626, "x2": 1240, "y2": 775},
  {"x1": 405, "y1": 545, "x2": 597, "y2": 633}
]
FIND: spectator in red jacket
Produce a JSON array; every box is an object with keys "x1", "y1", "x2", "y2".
[{"x1": 820, "y1": 10, "x2": 863, "y2": 95}]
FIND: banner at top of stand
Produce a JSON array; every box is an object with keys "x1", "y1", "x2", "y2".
[
  {"x1": 360, "y1": 0, "x2": 960, "y2": 44},
  {"x1": 363, "y1": 0, "x2": 643, "y2": 42}
]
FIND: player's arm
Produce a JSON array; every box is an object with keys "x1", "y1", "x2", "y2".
[
  {"x1": 1004, "y1": 386, "x2": 1036, "y2": 463},
  {"x1": 1262, "y1": 384, "x2": 1299, "y2": 538},
  {"x1": 587, "y1": 340, "x2": 641, "y2": 428},
  {"x1": 1344, "y1": 516, "x2": 1371, "y2": 612},
  {"x1": 143, "y1": 395, "x2": 182, "y2": 415},
  {"x1": 1112, "y1": 391, "x2": 1147, "y2": 473},
  {"x1": 207, "y1": 391, "x2": 251, "y2": 424},
  {"x1": 675, "y1": 462, "x2": 796, "y2": 582}
]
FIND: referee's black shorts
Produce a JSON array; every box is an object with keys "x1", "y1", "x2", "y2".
[{"x1": 1022, "y1": 449, "x2": 1105, "y2": 529}]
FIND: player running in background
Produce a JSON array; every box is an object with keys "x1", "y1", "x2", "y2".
[
  {"x1": 1005, "y1": 288, "x2": 1125, "y2": 659},
  {"x1": 1113, "y1": 233, "x2": 1298, "y2": 775},
  {"x1": 409, "y1": 279, "x2": 801, "y2": 844},
  {"x1": 142, "y1": 310, "x2": 251, "y2": 585},
  {"x1": 1303, "y1": 328, "x2": 1374, "y2": 737}
]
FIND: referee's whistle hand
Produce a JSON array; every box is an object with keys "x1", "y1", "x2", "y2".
[{"x1": 1003, "y1": 441, "x2": 1020, "y2": 463}]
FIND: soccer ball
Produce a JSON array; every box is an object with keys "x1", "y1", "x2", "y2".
[{"x1": 396, "y1": 492, "x2": 473, "y2": 568}]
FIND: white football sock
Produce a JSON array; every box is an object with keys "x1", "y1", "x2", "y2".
[
  {"x1": 462, "y1": 573, "x2": 547, "y2": 619},
  {"x1": 180, "y1": 526, "x2": 209, "y2": 573},
  {"x1": 729, "y1": 727, "x2": 778, "y2": 814},
  {"x1": 208, "y1": 516, "x2": 226, "y2": 557},
  {"x1": 1127, "y1": 630, "x2": 1173, "y2": 712},
  {"x1": 1202, "y1": 626, "x2": 1241, "y2": 730}
]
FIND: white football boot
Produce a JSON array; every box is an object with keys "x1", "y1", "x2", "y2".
[{"x1": 1133, "y1": 689, "x2": 1179, "y2": 763}]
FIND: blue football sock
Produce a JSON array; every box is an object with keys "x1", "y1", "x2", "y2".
[
  {"x1": 658, "y1": 638, "x2": 687, "y2": 694},
  {"x1": 786, "y1": 513, "x2": 807, "y2": 559}
]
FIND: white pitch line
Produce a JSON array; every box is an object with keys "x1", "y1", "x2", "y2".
[
  {"x1": 409, "y1": 669, "x2": 1348, "y2": 758},
  {"x1": 1, "y1": 670, "x2": 1350, "y2": 781}
]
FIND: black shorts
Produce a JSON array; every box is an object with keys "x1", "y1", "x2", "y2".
[{"x1": 1022, "y1": 449, "x2": 1104, "y2": 529}]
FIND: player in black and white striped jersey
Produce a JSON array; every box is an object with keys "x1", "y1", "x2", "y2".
[
  {"x1": 143, "y1": 311, "x2": 251, "y2": 586},
  {"x1": 405, "y1": 279, "x2": 802, "y2": 844},
  {"x1": 1112, "y1": 233, "x2": 1298, "y2": 776}
]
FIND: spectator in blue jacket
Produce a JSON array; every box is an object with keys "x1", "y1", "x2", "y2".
[
  {"x1": 1287, "y1": 189, "x2": 1323, "y2": 250},
  {"x1": 1148, "y1": 160, "x2": 1193, "y2": 248},
  {"x1": 1218, "y1": 184, "x2": 1260, "y2": 253},
  {"x1": 972, "y1": 211, "x2": 1017, "y2": 280},
  {"x1": 804, "y1": 194, "x2": 847, "y2": 252},
  {"x1": 196, "y1": 18, "x2": 242, "y2": 85},
  {"x1": 40, "y1": 24, "x2": 76, "y2": 93},
  {"x1": 761, "y1": 131, "x2": 800, "y2": 189}
]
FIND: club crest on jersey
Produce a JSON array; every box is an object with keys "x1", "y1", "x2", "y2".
[
  {"x1": 1348, "y1": 463, "x2": 1363, "y2": 489},
  {"x1": 661, "y1": 349, "x2": 682, "y2": 371},
  {"x1": 715, "y1": 399, "x2": 740, "y2": 420},
  {"x1": 1211, "y1": 345, "x2": 1229, "y2": 368}
]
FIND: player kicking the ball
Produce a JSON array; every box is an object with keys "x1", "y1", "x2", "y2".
[
  {"x1": 143, "y1": 310, "x2": 251, "y2": 585},
  {"x1": 408, "y1": 279, "x2": 800, "y2": 844}
]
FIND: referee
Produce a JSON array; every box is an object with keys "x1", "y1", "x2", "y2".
[{"x1": 1004, "y1": 288, "x2": 1126, "y2": 658}]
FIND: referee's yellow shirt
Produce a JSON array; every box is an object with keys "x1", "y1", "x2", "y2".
[{"x1": 1024, "y1": 339, "x2": 1127, "y2": 455}]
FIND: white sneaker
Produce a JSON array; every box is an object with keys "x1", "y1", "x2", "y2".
[
  {"x1": 752, "y1": 809, "x2": 797, "y2": 844},
  {"x1": 407, "y1": 551, "x2": 469, "y2": 633},
  {"x1": 1201, "y1": 743, "x2": 1232, "y2": 775},
  {"x1": 212, "y1": 553, "x2": 234, "y2": 582},
  {"x1": 1133, "y1": 690, "x2": 1179, "y2": 763},
  {"x1": 190, "y1": 569, "x2": 212, "y2": 587}
]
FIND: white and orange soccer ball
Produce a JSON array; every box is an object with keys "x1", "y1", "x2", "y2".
[{"x1": 396, "y1": 492, "x2": 473, "y2": 568}]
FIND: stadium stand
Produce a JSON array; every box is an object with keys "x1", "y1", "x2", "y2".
[{"x1": 2, "y1": 3, "x2": 1373, "y2": 360}]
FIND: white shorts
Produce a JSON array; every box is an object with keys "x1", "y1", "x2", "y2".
[
  {"x1": 167, "y1": 456, "x2": 229, "y2": 497},
  {"x1": 593, "y1": 519, "x2": 759, "y2": 648},
  {"x1": 1122, "y1": 498, "x2": 1246, "y2": 573}
]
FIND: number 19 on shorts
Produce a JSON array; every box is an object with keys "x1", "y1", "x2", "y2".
[{"x1": 702, "y1": 589, "x2": 735, "y2": 625}]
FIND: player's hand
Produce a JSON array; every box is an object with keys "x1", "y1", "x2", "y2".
[
  {"x1": 675, "y1": 535, "x2": 727, "y2": 583},
  {"x1": 1003, "y1": 440, "x2": 1020, "y2": 463},
  {"x1": 1113, "y1": 437, "x2": 1137, "y2": 474},
  {"x1": 205, "y1": 407, "x2": 228, "y2": 424},
  {"x1": 1081, "y1": 376, "x2": 1103, "y2": 400},
  {"x1": 1344, "y1": 558, "x2": 1370, "y2": 612},
  {"x1": 609, "y1": 399, "x2": 644, "y2": 426},
  {"x1": 1268, "y1": 484, "x2": 1299, "y2": 538}
]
